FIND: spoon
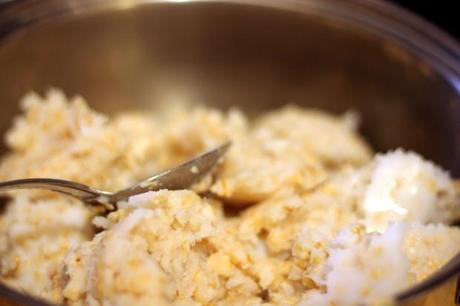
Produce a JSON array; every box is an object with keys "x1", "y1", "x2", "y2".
[{"x1": 0, "y1": 142, "x2": 230, "y2": 211}]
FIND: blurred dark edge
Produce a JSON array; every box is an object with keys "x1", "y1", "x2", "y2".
[
  {"x1": 391, "y1": 1, "x2": 459, "y2": 41},
  {"x1": 0, "y1": 283, "x2": 51, "y2": 306},
  {"x1": 1, "y1": 0, "x2": 458, "y2": 39}
]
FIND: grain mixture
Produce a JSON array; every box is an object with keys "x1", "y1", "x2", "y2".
[{"x1": 0, "y1": 89, "x2": 459, "y2": 306}]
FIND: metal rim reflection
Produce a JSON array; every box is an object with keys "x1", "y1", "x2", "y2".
[{"x1": 1, "y1": 0, "x2": 459, "y2": 75}]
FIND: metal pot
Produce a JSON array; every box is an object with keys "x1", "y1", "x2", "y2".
[{"x1": 0, "y1": 0, "x2": 459, "y2": 305}]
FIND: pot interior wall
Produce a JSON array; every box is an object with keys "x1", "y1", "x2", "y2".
[{"x1": 0, "y1": 2, "x2": 459, "y2": 175}]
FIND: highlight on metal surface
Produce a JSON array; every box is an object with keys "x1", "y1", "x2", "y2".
[{"x1": 0, "y1": 142, "x2": 231, "y2": 208}]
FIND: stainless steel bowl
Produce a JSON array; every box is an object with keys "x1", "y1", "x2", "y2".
[{"x1": 0, "y1": 0, "x2": 460, "y2": 305}]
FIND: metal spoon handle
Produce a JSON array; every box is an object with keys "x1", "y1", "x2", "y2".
[
  {"x1": 0, "y1": 178, "x2": 110, "y2": 204},
  {"x1": 0, "y1": 143, "x2": 231, "y2": 208}
]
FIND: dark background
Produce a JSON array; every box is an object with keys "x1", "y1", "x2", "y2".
[{"x1": 392, "y1": 1, "x2": 459, "y2": 41}]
